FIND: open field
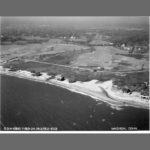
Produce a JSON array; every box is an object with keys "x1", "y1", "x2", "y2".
[
  {"x1": 3, "y1": 60, "x2": 118, "y2": 82},
  {"x1": 89, "y1": 34, "x2": 113, "y2": 46},
  {"x1": 71, "y1": 46, "x2": 149, "y2": 71},
  {"x1": 0, "y1": 39, "x2": 89, "y2": 63}
]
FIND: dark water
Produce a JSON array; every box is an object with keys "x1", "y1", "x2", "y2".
[{"x1": 1, "y1": 75, "x2": 149, "y2": 131}]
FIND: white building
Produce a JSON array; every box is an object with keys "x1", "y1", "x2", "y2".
[{"x1": 55, "y1": 74, "x2": 64, "y2": 81}]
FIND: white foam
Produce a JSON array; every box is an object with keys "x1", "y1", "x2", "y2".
[{"x1": 0, "y1": 66, "x2": 149, "y2": 110}]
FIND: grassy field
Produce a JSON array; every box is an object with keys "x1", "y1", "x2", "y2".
[
  {"x1": 3, "y1": 60, "x2": 117, "y2": 82},
  {"x1": 36, "y1": 48, "x2": 94, "y2": 65},
  {"x1": 71, "y1": 46, "x2": 149, "y2": 71},
  {"x1": 1, "y1": 39, "x2": 89, "y2": 62},
  {"x1": 89, "y1": 34, "x2": 112, "y2": 45}
]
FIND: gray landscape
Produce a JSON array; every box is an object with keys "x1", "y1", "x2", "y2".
[{"x1": 0, "y1": 17, "x2": 149, "y2": 131}]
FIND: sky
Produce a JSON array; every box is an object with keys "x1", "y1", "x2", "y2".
[{"x1": 1, "y1": 16, "x2": 149, "y2": 29}]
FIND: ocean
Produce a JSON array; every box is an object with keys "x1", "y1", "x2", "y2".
[{"x1": 1, "y1": 74, "x2": 149, "y2": 131}]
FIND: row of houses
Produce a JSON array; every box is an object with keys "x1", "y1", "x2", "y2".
[
  {"x1": 141, "y1": 95, "x2": 149, "y2": 101},
  {"x1": 120, "y1": 43, "x2": 148, "y2": 53}
]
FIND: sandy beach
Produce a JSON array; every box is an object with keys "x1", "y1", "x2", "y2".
[{"x1": 0, "y1": 66, "x2": 149, "y2": 110}]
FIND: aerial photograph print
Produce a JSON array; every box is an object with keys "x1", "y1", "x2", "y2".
[{"x1": 0, "y1": 16, "x2": 149, "y2": 132}]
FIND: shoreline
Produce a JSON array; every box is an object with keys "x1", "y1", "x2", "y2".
[{"x1": 0, "y1": 67, "x2": 149, "y2": 110}]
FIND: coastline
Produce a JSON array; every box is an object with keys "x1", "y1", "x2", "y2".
[{"x1": 0, "y1": 67, "x2": 149, "y2": 110}]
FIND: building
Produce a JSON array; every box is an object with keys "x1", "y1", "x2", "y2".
[
  {"x1": 93, "y1": 66, "x2": 104, "y2": 72},
  {"x1": 55, "y1": 74, "x2": 65, "y2": 81},
  {"x1": 70, "y1": 35, "x2": 76, "y2": 41},
  {"x1": 121, "y1": 43, "x2": 126, "y2": 49},
  {"x1": 121, "y1": 43, "x2": 133, "y2": 52},
  {"x1": 133, "y1": 46, "x2": 148, "y2": 53}
]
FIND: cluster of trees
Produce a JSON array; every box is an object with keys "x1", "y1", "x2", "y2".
[
  {"x1": 108, "y1": 30, "x2": 148, "y2": 47},
  {"x1": 113, "y1": 72, "x2": 149, "y2": 96},
  {"x1": 1, "y1": 35, "x2": 49, "y2": 45}
]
